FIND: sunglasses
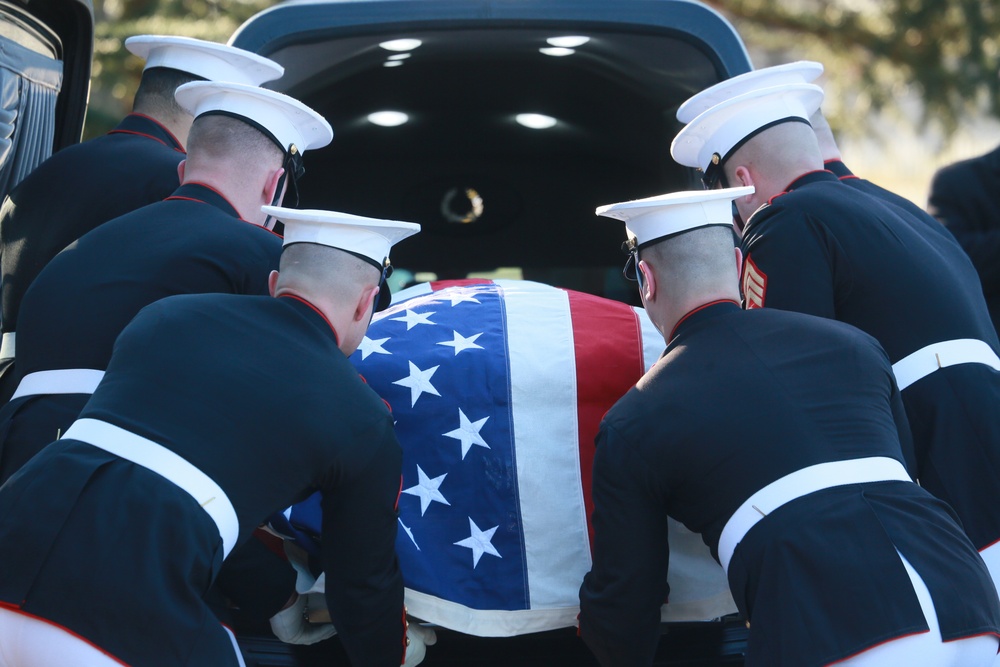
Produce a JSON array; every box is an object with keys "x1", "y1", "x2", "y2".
[{"x1": 621, "y1": 239, "x2": 646, "y2": 292}]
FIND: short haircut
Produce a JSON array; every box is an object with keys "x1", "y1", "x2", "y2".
[
  {"x1": 278, "y1": 242, "x2": 379, "y2": 304},
  {"x1": 642, "y1": 225, "x2": 738, "y2": 293},
  {"x1": 133, "y1": 67, "x2": 205, "y2": 117},
  {"x1": 185, "y1": 113, "x2": 284, "y2": 168}
]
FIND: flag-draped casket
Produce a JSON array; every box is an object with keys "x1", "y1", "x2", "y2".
[{"x1": 279, "y1": 279, "x2": 736, "y2": 636}]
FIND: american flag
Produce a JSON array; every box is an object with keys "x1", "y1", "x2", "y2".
[{"x1": 278, "y1": 279, "x2": 735, "y2": 635}]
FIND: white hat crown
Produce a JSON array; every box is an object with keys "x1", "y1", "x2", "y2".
[
  {"x1": 597, "y1": 186, "x2": 754, "y2": 247},
  {"x1": 671, "y1": 83, "x2": 824, "y2": 173},
  {"x1": 676, "y1": 61, "x2": 823, "y2": 124},
  {"x1": 175, "y1": 81, "x2": 333, "y2": 154},
  {"x1": 125, "y1": 35, "x2": 284, "y2": 86},
  {"x1": 262, "y1": 206, "x2": 421, "y2": 266}
]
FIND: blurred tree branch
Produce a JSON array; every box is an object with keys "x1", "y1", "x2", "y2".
[{"x1": 703, "y1": 0, "x2": 1000, "y2": 137}]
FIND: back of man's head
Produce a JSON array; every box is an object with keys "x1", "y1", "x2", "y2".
[
  {"x1": 185, "y1": 114, "x2": 283, "y2": 169},
  {"x1": 643, "y1": 225, "x2": 739, "y2": 302},
  {"x1": 277, "y1": 242, "x2": 378, "y2": 308},
  {"x1": 726, "y1": 120, "x2": 823, "y2": 199},
  {"x1": 132, "y1": 67, "x2": 205, "y2": 120}
]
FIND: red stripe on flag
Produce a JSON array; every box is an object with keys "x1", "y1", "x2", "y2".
[
  {"x1": 566, "y1": 291, "x2": 646, "y2": 548},
  {"x1": 429, "y1": 278, "x2": 494, "y2": 291}
]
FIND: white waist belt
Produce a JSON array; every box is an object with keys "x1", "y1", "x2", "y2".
[
  {"x1": 10, "y1": 369, "x2": 105, "y2": 400},
  {"x1": 0, "y1": 332, "x2": 14, "y2": 360},
  {"x1": 892, "y1": 338, "x2": 1000, "y2": 391},
  {"x1": 63, "y1": 418, "x2": 238, "y2": 558},
  {"x1": 717, "y1": 457, "x2": 911, "y2": 574}
]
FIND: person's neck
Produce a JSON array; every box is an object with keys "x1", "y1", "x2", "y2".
[
  {"x1": 132, "y1": 109, "x2": 191, "y2": 149},
  {"x1": 180, "y1": 171, "x2": 261, "y2": 225},
  {"x1": 658, "y1": 288, "x2": 740, "y2": 343}
]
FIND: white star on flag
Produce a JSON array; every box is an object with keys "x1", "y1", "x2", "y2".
[
  {"x1": 399, "y1": 517, "x2": 420, "y2": 551},
  {"x1": 357, "y1": 336, "x2": 391, "y2": 360},
  {"x1": 454, "y1": 517, "x2": 502, "y2": 568},
  {"x1": 390, "y1": 309, "x2": 437, "y2": 330},
  {"x1": 393, "y1": 361, "x2": 441, "y2": 407},
  {"x1": 438, "y1": 331, "x2": 484, "y2": 355},
  {"x1": 444, "y1": 290, "x2": 481, "y2": 306},
  {"x1": 443, "y1": 408, "x2": 490, "y2": 459},
  {"x1": 402, "y1": 465, "x2": 451, "y2": 515}
]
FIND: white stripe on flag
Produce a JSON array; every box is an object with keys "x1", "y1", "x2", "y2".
[
  {"x1": 497, "y1": 279, "x2": 593, "y2": 609},
  {"x1": 634, "y1": 306, "x2": 664, "y2": 373}
]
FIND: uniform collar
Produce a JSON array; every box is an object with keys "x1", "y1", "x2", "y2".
[
  {"x1": 278, "y1": 294, "x2": 340, "y2": 346},
  {"x1": 108, "y1": 113, "x2": 185, "y2": 152},
  {"x1": 667, "y1": 299, "x2": 741, "y2": 347},
  {"x1": 164, "y1": 182, "x2": 242, "y2": 219},
  {"x1": 823, "y1": 159, "x2": 853, "y2": 179},
  {"x1": 781, "y1": 169, "x2": 839, "y2": 193}
]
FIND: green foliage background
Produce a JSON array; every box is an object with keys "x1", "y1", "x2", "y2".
[{"x1": 85, "y1": 0, "x2": 276, "y2": 139}]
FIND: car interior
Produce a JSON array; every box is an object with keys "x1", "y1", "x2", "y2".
[{"x1": 234, "y1": 8, "x2": 751, "y2": 305}]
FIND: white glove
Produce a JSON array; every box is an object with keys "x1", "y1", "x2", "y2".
[
  {"x1": 403, "y1": 622, "x2": 437, "y2": 666},
  {"x1": 269, "y1": 593, "x2": 338, "y2": 645}
]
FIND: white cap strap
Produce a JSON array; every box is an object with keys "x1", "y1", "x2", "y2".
[
  {"x1": 892, "y1": 338, "x2": 1000, "y2": 391},
  {"x1": 63, "y1": 418, "x2": 239, "y2": 558},
  {"x1": 718, "y1": 457, "x2": 911, "y2": 574}
]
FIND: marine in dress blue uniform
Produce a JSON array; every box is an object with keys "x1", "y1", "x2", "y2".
[
  {"x1": 676, "y1": 60, "x2": 957, "y2": 242},
  {"x1": 0, "y1": 80, "x2": 332, "y2": 484},
  {"x1": 0, "y1": 35, "x2": 283, "y2": 351},
  {"x1": 824, "y1": 157, "x2": 959, "y2": 242},
  {"x1": 0, "y1": 205, "x2": 421, "y2": 664},
  {"x1": 672, "y1": 84, "x2": 1000, "y2": 569},
  {"x1": 928, "y1": 144, "x2": 1000, "y2": 334},
  {"x1": 578, "y1": 188, "x2": 1000, "y2": 667}
]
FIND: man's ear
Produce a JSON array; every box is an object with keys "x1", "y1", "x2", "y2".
[
  {"x1": 176, "y1": 159, "x2": 186, "y2": 185},
  {"x1": 638, "y1": 259, "x2": 656, "y2": 303},
  {"x1": 734, "y1": 165, "x2": 754, "y2": 190},
  {"x1": 355, "y1": 284, "x2": 379, "y2": 322},
  {"x1": 268, "y1": 270, "x2": 280, "y2": 298},
  {"x1": 264, "y1": 167, "x2": 285, "y2": 206},
  {"x1": 734, "y1": 246, "x2": 744, "y2": 274}
]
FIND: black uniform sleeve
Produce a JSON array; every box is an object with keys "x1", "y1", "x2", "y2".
[
  {"x1": 579, "y1": 422, "x2": 670, "y2": 667},
  {"x1": 320, "y1": 419, "x2": 406, "y2": 667},
  {"x1": 741, "y1": 207, "x2": 840, "y2": 318}
]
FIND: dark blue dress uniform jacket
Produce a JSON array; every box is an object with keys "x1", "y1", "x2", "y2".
[
  {"x1": 927, "y1": 146, "x2": 1000, "y2": 335},
  {"x1": 0, "y1": 182, "x2": 282, "y2": 482},
  {"x1": 578, "y1": 302, "x2": 1000, "y2": 667},
  {"x1": 0, "y1": 293, "x2": 406, "y2": 666},
  {"x1": 825, "y1": 159, "x2": 958, "y2": 242},
  {"x1": 0, "y1": 113, "x2": 185, "y2": 334},
  {"x1": 740, "y1": 169, "x2": 1000, "y2": 551}
]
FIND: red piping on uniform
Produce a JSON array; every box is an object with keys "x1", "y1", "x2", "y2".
[
  {"x1": 108, "y1": 113, "x2": 186, "y2": 153},
  {"x1": 824, "y1": 629, "x2": 930, "y2": 664},
  {"x1": 280, "y1": 294, "x2": 340, "y2": 343},
  {"x1": 669, "y1": 299, "x2": 740, "y2": 341},
  {"x1": 822, "y1": 159, "x2": 860, "y2": 181},
  {"x1": 768, "y1": 169, "x2": 830, "y2": 204},
  {"x1": 0, "y1": 602, "x2": 131, "y2": 665},
  {"x1": 164, "y1": 182, "x2": 282, "y2": 238},
  {"x1": 980, "y1": 536, "x2": 1000, "y2": 551},
  {"x1": 166, "y1": 181, "x2": 237, "y2": 209}
]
